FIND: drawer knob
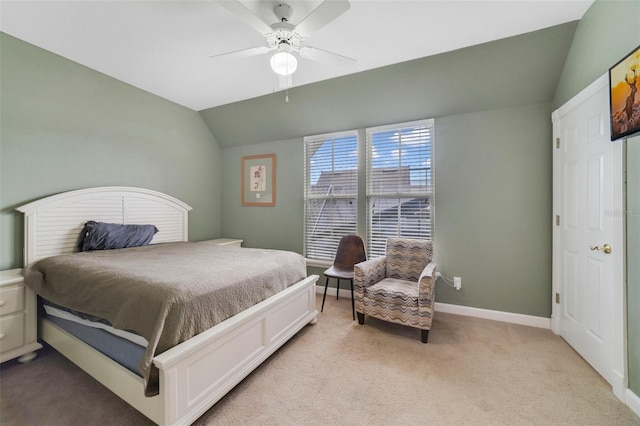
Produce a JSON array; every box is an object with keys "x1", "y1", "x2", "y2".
[{"x1": 0, "y1": 333, "x2": 5, "y2": 340}]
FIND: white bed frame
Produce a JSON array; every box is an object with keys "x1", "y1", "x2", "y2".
[{"x1": 16, "y1": 186, "x2": 318, "y2": 426}]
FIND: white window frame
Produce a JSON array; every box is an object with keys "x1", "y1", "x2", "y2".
[
  {"x1": 366, "y1": 118, "x2": 434, "y2": 258},
  {"x1": 303, "y1": 130, "x2": 359, "y2": 262}
]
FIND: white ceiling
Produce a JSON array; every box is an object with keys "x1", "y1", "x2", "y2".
[{"x1": 0, "y1": 0, "x2": 594, "y2": 111}]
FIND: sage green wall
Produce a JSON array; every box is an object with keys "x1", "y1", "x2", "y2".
[
  {"x1": 553, "y1": 0, "x2": 640, "y2": 108},
  {"x1": 552, "y1": 0, "x2": 640, "y2": 397},
  {"x1": 203, "y1": 23, "x2": 577, "y2": 148},
  {"x1": 215, "y1": 25, "x2": 576, "y2": 318},
  {"x1": 221, "y1": 138, "x2": 304, "y2": 253},
  {"x1": 0, "y1": 33, "x2": 223, "y2": 270},
  {"x1": 221, "y1": 102, "x2": 553, "y2": 318},
  {"x1": 435, "y1": 103, "x2": 552, "y2": 315}
]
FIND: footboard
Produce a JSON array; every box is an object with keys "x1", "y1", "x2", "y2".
[
  {"x1": 40, "y1": 275, "x2": 318, "y2": 426},
  {"x1": 154, "y1": 274, "x2": 318, "y2": 425}
]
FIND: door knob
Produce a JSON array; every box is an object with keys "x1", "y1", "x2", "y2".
[{"x1": 590, "y1": 244, "x2": 612, "y2": 254}]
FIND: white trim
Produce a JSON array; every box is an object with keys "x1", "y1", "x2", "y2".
[
  {"x1": 303, "y1": 129, "x2": 358, "y2": 143},
  {"x1": 303, "y1": 131, "x2": 359, "y2": 260},
  {"x1": 365, "y1": 119, "x2": 434, "y2": 258},
  {"x1": 366, "y1": 118, "x2": 434, "y2": 134},
  {"x1": 611, "y1": 136, "x2": 626, "y2": 402},
  {"x1": 626, "y1": 388, "x2": 640, "y2": 418},
  {"x1": 316, "y1": 285, "x2": 551, "y2": 329},
  {"x1": 316, "y1": 284, "x2": 350, "y2": 299},
  {"x1": 551, "y1": 95, "x2": 562, "y2": 336},
  {"x1": 551, "y1": 73, "x2": 608, "y2": 122},
  {"x1": 434, "y1": 302, "x2": 551, "y2": 329}
]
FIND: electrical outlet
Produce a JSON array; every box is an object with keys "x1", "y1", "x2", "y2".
[{"x1": 454, "y1": 276, "x2": 462, "y2": 290}]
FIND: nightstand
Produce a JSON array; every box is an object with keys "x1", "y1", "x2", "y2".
[
  {"x1": 0, "y1": 269, "x2": 42, "y2": 363},
  {"x1": 199, "y1": 238, "x2": 244, "y2": 247}
]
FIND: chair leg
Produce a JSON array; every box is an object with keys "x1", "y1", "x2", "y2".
[
  {"x1": 357, "y1": 312, "x2": 365, "y2": 324},
  {"x1": 321, "y1": 276, "x2": 329, "y2": 312},
  {"x1": 421, "y1": 329, "x2": 429, "y2": 343},
  {"x1": 336, "y1": 279, "x2": 340, "y2": 300},
  {"x1": 350, "y1": 280, "x2": 355, "y2": 320}
]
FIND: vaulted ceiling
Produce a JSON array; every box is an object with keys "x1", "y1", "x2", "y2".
[{"x1": 0, "y1": 0, "x2": 593, "y2": 111}]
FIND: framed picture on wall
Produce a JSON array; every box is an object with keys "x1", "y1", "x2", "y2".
[
  {"x1": 609, "y1": 45, "x2": 640, "y2": 141},
  {"x1": 242, "y1": 154, "x2": 276, "y2": 206}
]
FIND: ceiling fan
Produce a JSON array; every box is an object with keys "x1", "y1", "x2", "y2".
[{"x1": 214, "y1": 0, "x2": 354, "y2": 77}]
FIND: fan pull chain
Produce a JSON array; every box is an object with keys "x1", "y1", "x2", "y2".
[{"x1": 285, "y1": 88, "x2": 289, "y2": 103}]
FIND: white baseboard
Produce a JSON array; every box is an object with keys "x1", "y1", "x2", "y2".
[
  {"x1": 434, "y1": 302, "x2": 551, "y2": 329},
  {"x1": 626, "y1": 388, "x2": 640, "y2": 418},
  {"x1": 612, "y1": 368, "x2": 627, "y2": 403},
  {"x1": 315, "y1": 285, "x2": 551, "y2": 329},
  {"x1": 315, "y1": 284, "x2": 352, "y2": 298}
]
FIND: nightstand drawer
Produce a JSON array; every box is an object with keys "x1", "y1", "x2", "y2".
[
  {"x1": 0, "y1": 286, "x2": 25, "y2": 316},
  {"x1": 0, "y1": 313, "x2": 25, "y2": 353}
]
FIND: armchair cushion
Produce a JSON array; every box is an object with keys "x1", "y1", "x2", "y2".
[
  {"x1": 366, "y1": 278, "x2": 419, "y2": 305},
  {"x1": 386, "y1": 238, "x2": 433, "y2": 281}
]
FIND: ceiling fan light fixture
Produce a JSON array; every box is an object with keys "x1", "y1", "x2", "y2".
[{"x1": 270, "y1": 51, "x2": 297, "y2": 76}]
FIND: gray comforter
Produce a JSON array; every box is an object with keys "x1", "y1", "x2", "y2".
[{"x1": 23, "y1": 242, "x2": 307, "y2": 396}]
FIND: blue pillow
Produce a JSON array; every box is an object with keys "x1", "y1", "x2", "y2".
[{"x1": 78, "y1": 221, "x2": 159, "y2": 252}]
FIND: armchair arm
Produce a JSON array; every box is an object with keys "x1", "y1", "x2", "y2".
[
  {"x1": 418, "y1": 262, "x2": 437, "y2": 309},
  {"x1": 354, "y1": 256, "x2": 387, "y2": 291}
]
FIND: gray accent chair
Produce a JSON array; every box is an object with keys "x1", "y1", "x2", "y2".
[{"x1": 354, "y1": 237, "x2": 436, "y2": 343}]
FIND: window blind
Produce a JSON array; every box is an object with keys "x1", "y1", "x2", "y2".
[
  {"x1": 304, "y1": 131, "x2": 358, "y2": 261},
  {"x1": 366, "y1": 119, "x2": 434, "y2": 258}
]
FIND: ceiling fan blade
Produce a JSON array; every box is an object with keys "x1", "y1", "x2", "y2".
[
  {"x1": 300, "y1": 46, "x2": 356, "y2": 64},
  {"x1": 295, "y1": 0, "x2": 350, "y2": 39},
  {"x1": 210, "y1": 46, "x2": 270, "y2": 60},
  {"x1": 218, "y1": 1, "x2": 273, "y2": 35}
]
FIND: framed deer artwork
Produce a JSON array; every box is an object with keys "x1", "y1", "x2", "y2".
[{"x1": 609, "y1": 45, "x2": 640, "y2": 141}]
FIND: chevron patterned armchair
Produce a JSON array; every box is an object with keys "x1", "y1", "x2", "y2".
[{"x1": 354, "y1": 237, "x2": 436, "y2": 343}]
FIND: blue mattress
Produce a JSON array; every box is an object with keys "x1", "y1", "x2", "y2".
[{"x1": 45, "y1": 313, "x2": 145, "y2": 377}]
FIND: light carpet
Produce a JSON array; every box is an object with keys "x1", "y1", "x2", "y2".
[{"x1": 1, "y1": 295, "x2": 638, "y2": 425}]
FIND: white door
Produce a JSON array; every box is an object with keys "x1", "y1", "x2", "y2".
[{"x1": 552, "y1": 74, "x2": 625, "y2": 395}]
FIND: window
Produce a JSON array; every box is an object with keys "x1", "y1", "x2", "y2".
[
  {"x1": 304, "y1": 131, "x2": 358, "y2": 261},
  {"x1": 303, "y1": 120, "x2": 433, "y2": 261},
  {"x1": 366, "y1": 119, "x2": 434, "y2": 257}
]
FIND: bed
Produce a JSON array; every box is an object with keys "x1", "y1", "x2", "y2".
[{"x1": 16, "y1": 186, "x2": 319, "y2": 425}]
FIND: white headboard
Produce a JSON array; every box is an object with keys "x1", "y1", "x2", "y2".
[{"x1": 16, "y1": 187, "x2": 192, "y2": 266}]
